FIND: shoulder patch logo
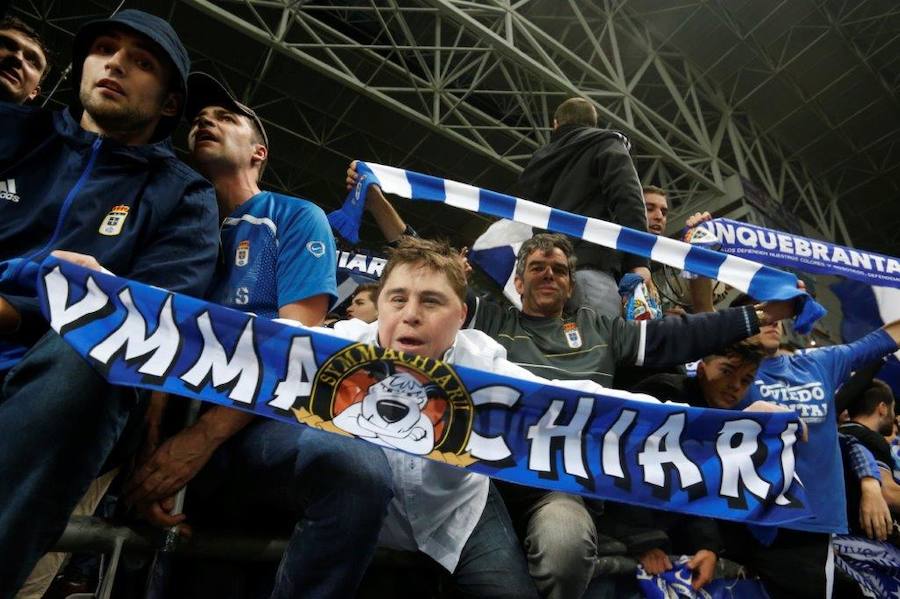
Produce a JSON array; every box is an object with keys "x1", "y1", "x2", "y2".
[
  {"x1": 99, "y1": 205, "x2": 129, "y2": 236},
  {"x1": 235, "y1": 240, "x2": 250, "y2": 267},
  {"x1": 307, "y1": 240, "x2": 326, "y2": 258}
]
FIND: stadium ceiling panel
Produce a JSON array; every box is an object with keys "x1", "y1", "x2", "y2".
[
  {"x1": 13, "y1": 0, "x2": 898, "y2": 253},
  {"x1": 629, "y1": 0, "x2": 900, "y2": 254}
]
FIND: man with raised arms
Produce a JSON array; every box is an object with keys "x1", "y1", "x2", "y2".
[
  {"x1": 691, "y1": 292, "x2": 900, "y2": 598},
  {"x1": 462, "y1": 232, "x2": 797, "y2": 599}
]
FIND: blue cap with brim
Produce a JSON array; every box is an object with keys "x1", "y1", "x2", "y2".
[{"x1": 70, "y1": 9, "x2": 190, "y2": 142}]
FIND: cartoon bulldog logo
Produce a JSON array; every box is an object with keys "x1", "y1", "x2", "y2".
[
  {"x1": 296, "y1": 344, "x2": 475, "y2": 460},
  {"x1": 333, "y1": 368, "x2": 440, "y2": 454}
]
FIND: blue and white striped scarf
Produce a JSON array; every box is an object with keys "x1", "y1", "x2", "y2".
[{"x1": 328, "y1": 162, "x2": 825, "y2": 333}]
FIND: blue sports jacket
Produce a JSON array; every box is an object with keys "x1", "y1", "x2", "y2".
[{"x1": 0, "y1": 102, "x2": 219, "y2": 350}]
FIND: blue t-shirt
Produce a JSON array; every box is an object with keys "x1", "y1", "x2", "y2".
[
  {"x1": 744, "y1": 328, "x2": 898, "y2": 533},
  {"x1": 208, "y1": 191, "x2": 337, "y2": 319}
]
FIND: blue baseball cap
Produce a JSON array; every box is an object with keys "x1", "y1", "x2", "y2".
[{"x1": 70, "y1": 9, "x2": 191, "y2": 141}]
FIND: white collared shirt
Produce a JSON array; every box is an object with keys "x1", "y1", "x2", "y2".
[
  {"x1": 319, "y1": 319, "x2": 657, "y2": 571},
  {"x1": 327, "y1": 319, "x2": 503, "y2": 571}
]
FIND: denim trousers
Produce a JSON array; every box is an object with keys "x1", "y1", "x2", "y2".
[
  {"x1": 451, "y1": 482, "x2": 540, "y2": 599},
  {"x1": 0, "y1": 332, "x2": 138, "y2": 598},
  {"x1": 182, "y1": 419, "x2": 394, "y2": 599}
]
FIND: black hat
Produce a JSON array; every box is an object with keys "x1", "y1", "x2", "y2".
[
  {"x1": 185, "y1": 72, "x2": 269, "y2": 148},
  {"x1": 71, "y1": 9, "x2": 191, "y2": 141}
]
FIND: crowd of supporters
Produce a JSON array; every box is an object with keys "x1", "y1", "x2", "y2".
[{"x1": 1, "y1": 9, "x2": 900, "y2": 599}]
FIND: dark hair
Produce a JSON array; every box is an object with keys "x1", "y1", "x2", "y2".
[
  {"x1": 351, "y1": 282, "x2": 379, "y2": 303},
  {"x1": 0, "y1": 16, "x2": 52, "y2": 82},
  {"x1": 847, "y1": 379, "x2": 895, "y2": 419},
  {"x1": 642, "y1": 185, "x2": 667, "y2": 198},
  {"x1": 515, "y1": 233, "x2": 577, "y2": 279},
  {"x1": 379, "y1": 237, "x2": 467, "y2": 304},
  {"x1": 702, "y1": 342, "x2": 766, "y2": 368},
  {"x1": 554, "y1": 97, "x2": 597, "y2": 128}
]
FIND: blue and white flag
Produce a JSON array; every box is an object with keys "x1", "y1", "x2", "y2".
[
  {"x1": 334, "y1": 247, "x2": 385, "y2": 308},
  {"x1": 636, "y1": 556, "x2": 770, "y2": 599},
  {"x1": 328, "y1": 162, "x2": 825, "y2": 334},
  {"x1": 469, "y1": 220, "x2": 532, "y2": 309},
  {"x1": 693, "y1": 218, "x2": 900, "y2": 289},
  {"x1": 38, "y1": 256, "x2": 811, "y2": 527},
  {"x1": 832, "y1": 280, "x2": 900, "y2": 396},
  {"x1": 833, "y1": 535, "x2": 900, "y2": 598}
]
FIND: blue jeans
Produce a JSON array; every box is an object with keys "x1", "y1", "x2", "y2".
[
  {"x1": 452, "y1": 483, "x2": 540, "y2": 598},
  {"x1": 184, "y1": 419, "x2": 394, "y2": 599},
  {"x1": 0, "y1": 332, "x2": 138, "y2": 598}
]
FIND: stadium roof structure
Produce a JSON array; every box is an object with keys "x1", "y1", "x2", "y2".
[{"x1": 13, "y1": 0, "x2": 900, "y2": 255}]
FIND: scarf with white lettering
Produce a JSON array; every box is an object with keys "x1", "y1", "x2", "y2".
[
  {"x1": 692, "y1": 218, "x2": 900, "y2": 289},
  {"x1": 39, "y1": 256, "x2": 811, "y2": 527}
]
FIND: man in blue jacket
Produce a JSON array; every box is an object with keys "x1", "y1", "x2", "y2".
[{"x1": 0, "y1": 10, "x2": 219, "y2": 594}]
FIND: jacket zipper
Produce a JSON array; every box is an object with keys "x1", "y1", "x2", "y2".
[{"x1": 13, "y1": 136, "x2": 103, "y2": 275}]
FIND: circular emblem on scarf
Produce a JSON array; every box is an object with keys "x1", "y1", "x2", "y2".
[{"x1": 296, "y1": 344, "x2": 475, "y2": 458}]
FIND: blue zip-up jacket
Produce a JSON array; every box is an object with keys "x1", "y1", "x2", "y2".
[{"x1": 0, "y1": 102, "x2": 219, "y2": 359}]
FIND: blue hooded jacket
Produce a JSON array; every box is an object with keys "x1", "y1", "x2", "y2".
[{"x1": 0, "y1": 102, "x2": 219, "y2": 366}]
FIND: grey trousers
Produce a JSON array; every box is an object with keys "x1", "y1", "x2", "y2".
[{"x1": 522, "y1": 492, "x2": 599, "y2": 599}]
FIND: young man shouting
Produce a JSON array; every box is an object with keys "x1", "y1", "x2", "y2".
[{"x1": 325, "y1": 237, "x2": 540, "y2": 598}]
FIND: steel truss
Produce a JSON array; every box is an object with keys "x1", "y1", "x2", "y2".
[
  {"x1": 13, "y1": 0, "x2": 871, "y2": 246},
  {"x1": 178, "y1": 0, "x2": 860, "y2": 244},
  {"x1": 625, "y1": 0, "x2": 900, "y2": 249}
]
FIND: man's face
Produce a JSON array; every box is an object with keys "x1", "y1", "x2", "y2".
[
  {"x1": 347, "y1": 290, "x2": 378, "y2": 323},
  {"x1": 746, "y1": 321, "x2": 783, "y2": 355},
  {"x1": 0, "y1": 28, "x2": 46, "y2": 103},
  {"x1": 79, "y1": 28, "x2": 176, "y2": 136},
  {"x1": 644, "y1": 192, "x2": 668, "y2": 235},
  {"x1": 697, "y1": 355, "x2": 758, "y2": 410},
  {"x1": 188, "y1": 105, "x2": 264, "y2": 176},
  {"x1": 514, "y1": 248, "x2": 573, "y2": 318},
  {"x1": 377, "y1": 263, "x2": 466, "y2": 361}
]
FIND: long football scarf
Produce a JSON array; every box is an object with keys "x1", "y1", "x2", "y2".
[
  {"x1": 692, "y1": 218, "x2": 900, "y2": 290},
  {"x1": 327, "y1": 162, "x2": 825, "y2": 333},
  {"x1": 39, "y1": 256, "x2": 810, "y2": 527},
  {"x1": 833, "y1": 535, "x2": 900, "y2": 598}
]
